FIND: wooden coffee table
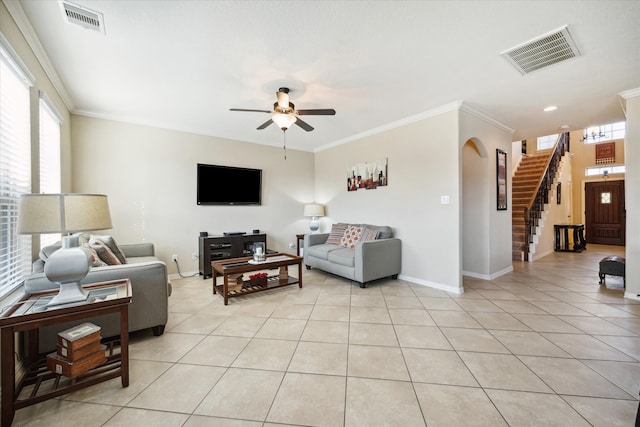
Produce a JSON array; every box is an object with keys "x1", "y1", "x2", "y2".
[{"x1": 212, "y1": 253, "x2": 303, "y2": 305}]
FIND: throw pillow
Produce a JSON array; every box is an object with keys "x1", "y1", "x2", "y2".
[
  {"x1": 82, "y1": 243, "x2": 107, "y2": 268},
  {"x1": 90, "y1": 241, "x2": 122, "y2": 266},
  {"x1": 340, "y1": 225, "x2": 363, "y2": 249},
  {"x1": 360, "y1": 227, "x2": 379, "y2": 242},
  {"x1": 326, "y1": 223, "x2": 348, "y2": 245},
  {"x1": 90, "y1": 235, "x2": 127, "y2": 264}
]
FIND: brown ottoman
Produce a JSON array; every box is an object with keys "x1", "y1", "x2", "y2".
[{"x1": 598, "y1": 256, "x2": 625, "y2": 288}]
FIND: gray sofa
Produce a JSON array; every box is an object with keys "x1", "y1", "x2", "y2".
[
  {"x1": 304, "y1": 224, "x2": 401, "y2": 287},
  {"x1": 24, "y1": 242, "x2": 171, "y2": 352}
]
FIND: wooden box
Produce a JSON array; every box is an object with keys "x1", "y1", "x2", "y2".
[
  {"x1": 47, "y1": 345, "x2": 106, "y2": 378},
  {"x1": 57, "y1": 322, "x2": 101, "y2": 350},
  {"x1": 57, "y1": 339, "x2": 101, "y2": 361}
]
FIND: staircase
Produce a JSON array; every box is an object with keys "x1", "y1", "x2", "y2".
[{"x1": 512, "y1": 155, "x2": 549, "y2": 260}]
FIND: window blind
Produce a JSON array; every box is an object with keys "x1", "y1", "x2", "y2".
[
  {"x1": 0, "y1": 38, "x2": 33, "y2": 297},
  {"x1": 39, "y1": 92, "x2": 62, "y2": 248}
]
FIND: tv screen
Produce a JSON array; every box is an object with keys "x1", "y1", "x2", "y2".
[{"x1": 197, "y1": 164, "x2": 262, "y2": 205}]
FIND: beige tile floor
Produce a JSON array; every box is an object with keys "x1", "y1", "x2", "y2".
[{"x1": 13, "y1": 244, "x2": 640, "y2": 426}]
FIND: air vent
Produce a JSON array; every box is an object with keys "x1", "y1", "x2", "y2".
[
  {"x1": 501, "y1": 26, "x2": 580, "y2": 75},
  {"x1": 59, "y1": 1, "x2": 105, "y2": 34}
]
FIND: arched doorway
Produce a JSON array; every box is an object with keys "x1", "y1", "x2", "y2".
[{"x1": 461, "y1": 138, "x2": 489, "y2": 278}]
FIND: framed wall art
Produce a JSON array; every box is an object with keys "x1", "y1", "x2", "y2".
[
  {"x1": 496, "y1": 149, "x2": 507, "y2": 210},
  {"x1": 347, "y1": 158, "x2": 388, "y2": 191}
]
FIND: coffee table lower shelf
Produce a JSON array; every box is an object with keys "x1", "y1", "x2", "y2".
[{"x1": 214, "y1": 276, "x2": 300, "y2": 303}]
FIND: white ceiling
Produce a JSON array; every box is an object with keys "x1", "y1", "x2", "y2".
[{"x1": 11, "y1": 0, "x2": 640, "y2": 152}]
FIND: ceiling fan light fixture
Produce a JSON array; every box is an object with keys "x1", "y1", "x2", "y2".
[{"x1": 272, "y1": 113, "x2": 296, "y2": 130}]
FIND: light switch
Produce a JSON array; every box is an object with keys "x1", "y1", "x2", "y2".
[{"x1": 441, "y1": 195, "x2": 450, "y2": 205}]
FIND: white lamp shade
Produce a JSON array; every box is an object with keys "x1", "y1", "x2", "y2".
[
  {"x1": 272, "y1": 113, "x2": 297, "y2": 130},
  {"x1": 304, "y1": 204, "x2": 325, "y2": 217},
  {"x1": 18, "y1": 193, "x2": 113, "y2": 234}
]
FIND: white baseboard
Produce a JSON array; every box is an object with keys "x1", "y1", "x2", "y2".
[
  {"x1": 398, "y1": 274, "x2": 463, "y2": 294},
  {"x1": 624, "y1": 291, "x2": 640, "y2": 301},
  {"x1": 462, "y1": 265, "x2": 513, "y2": 281}
]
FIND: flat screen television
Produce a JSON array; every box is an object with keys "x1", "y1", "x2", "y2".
[{"x1": 197, "y1": 163, "x2": 262, "y2": 205}]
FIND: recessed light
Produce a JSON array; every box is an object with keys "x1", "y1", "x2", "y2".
[
  {"x1": 544, "y1": 106, "x2": 558, "y2": 112},
  {"x1": 560, "y1": 125, "x2": 570, "y2": 129}
]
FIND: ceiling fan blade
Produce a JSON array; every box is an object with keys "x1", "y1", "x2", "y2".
[
  {"x1": 296, "y1": 109, "x2": 336, "y2": 116},
  {"x1": 257, "y1": 119, "x2": 273, "y2": 130},
  {"x1": 230, "y1": 108, "x2": 272, "y2": 113},
  {"x1": 295, "y1": 118, "x2": 314, "y2": 132}
]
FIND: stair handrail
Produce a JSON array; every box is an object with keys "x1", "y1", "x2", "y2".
[{"x1": 523, "y1": 132, "x2": 569, "y2": 261}]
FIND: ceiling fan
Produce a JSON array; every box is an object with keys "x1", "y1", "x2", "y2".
[{"x1": 230, "y1": 87, "x2": 336, "y2": 132}]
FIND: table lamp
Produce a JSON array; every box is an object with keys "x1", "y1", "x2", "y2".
[
  {"x1": 18, "y1": 193, "x2": 113, "y2": 307},
  {"x1": 303, "y1": 204, "x2": 325, "y2": 233}
]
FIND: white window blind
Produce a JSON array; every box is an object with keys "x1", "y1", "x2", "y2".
[
  {"x1": 1, "y1": 36, "x2": 33, "y2": 297},
  {"x1": 39, "y1": 92, "x2": 62, "y2": 248}
]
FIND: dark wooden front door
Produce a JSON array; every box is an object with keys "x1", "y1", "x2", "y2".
[{"x1": 585, "y1": 180, "x2": 625, "y2": 245}]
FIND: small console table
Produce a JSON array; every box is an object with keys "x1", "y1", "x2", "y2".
[
  {"x1": 199, "y1": 233, "x2": 267, "y2": 279},
  {"x1": 554, "y1": 224, "x2": 587, "y2": 253},
  {"x1": 0, "y1": 279, "x2": 131, "y2": 427}
]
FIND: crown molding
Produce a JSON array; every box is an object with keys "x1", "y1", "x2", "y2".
[
  {"x1": 3, "y1": 0, "x2": 74, "y2": 111},
  {"x1": 618, "y1": 87, "x2": 640, "y2": 116},
  {"x1": 459, "y1": 102, "x2": 515, "y2": 135},
  {"x1": 316, "y1": 101, "x2": 464, "y2": 152}
]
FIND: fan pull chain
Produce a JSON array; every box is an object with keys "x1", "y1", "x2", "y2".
[{"x1": 283, "y1": 130, "x2": 287, "y2": 160}]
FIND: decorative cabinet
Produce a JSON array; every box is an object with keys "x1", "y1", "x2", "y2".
[{"x1": 198, "y1": 234, "x2": 267, "y2": 278}]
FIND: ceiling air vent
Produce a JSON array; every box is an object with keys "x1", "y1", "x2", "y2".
[
  {"x1": 59, "y1": 1, "x2": 105, "y2": 35},
  {"x1": 501, "y1": 26, "x2": 580, "y2": 75}
]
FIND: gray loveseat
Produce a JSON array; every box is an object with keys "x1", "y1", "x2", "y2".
[
  {"x1": 304, "y1": 224, "x2": 401, "y2": 287},
  {"x1": 24, "y1": 242, "x2": 171, "y2": 352}
]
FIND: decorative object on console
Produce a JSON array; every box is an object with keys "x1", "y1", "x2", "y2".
[
  {"x1": 347, "y1": 158, "x2": 388, "y2": 191},
  {"x1": 304, "y1": 204, "x2": 325, "y2": 233},
  {"x1": 253, "y1": 242, "x2": 266, "y2": 262},
  {"x1": 18, "y1": 193, "x2": 113, "y2": 307}
]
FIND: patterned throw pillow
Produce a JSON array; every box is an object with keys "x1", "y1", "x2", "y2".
[
  {"x1": 360, "y1": 227, "x2": 380, "y2": 242},
  {"x1": 90, "y1": 235, "x2": 127, "y2": 264},
  {"x1": 90, "y1": 241, "x2": 122, "y2": 265},
  {"x1": 82, "y1": 243, "x2": 107, "y2": 267},
  {"x1": 340, "y1": 225, "x2": 363, "y2": 249},
  {"x1": 326, "y1": 223, "x2": 348, "y2": 245}
]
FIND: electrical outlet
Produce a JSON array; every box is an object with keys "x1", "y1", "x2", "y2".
[
  {"x1": 192, "y1": 252, "x2": 199, "y2": 260},
  {"x1": 172, "y1": 254, "x2": 178, "y2": 263}
]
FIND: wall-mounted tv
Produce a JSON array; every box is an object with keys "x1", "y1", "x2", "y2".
[{"x1": 197, "y1": 163, "x2": 262, "y2": 205}]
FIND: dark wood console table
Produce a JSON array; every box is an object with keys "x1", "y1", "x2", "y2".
[
  {"x1": 554, "y1": 224, "x2": 587, "y2": 252},
  {"x1": 199, "y1": 234, "x2": 267, "y2": 279},
  {"x1": 0, "y1": 279, "x2": 131, "y2": 427}
]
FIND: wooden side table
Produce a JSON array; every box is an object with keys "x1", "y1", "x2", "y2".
[
  {"x1": 0, "y1": 279, "x2": 132, "y2": 427},
  {"x1": 296, "y1": 234, "x2": 305, "y2": 257}
]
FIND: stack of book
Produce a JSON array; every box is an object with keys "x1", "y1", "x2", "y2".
[{"x1": 46, "y1": 322, "x2": 106, "y2": 378}]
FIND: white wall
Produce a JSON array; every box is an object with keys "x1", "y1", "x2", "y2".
[
  {"x1": 314, "y1": 109, "x2": 462, "y2": 292},
  {"x1": 461, "y1": 141, "x2": 489, "y2": 277},
  {"x1": 622, "y1": 91, "x2": 640, "y2": 299},
  {"x1": 71, "y1": 116, "x2": 316, "y2": 276},
  {"x1": 459, "y1": 110, "x2": 513, "y2": 278}
]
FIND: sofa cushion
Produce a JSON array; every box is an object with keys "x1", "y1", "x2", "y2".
[
  {"x1": 361, "y1": 227, "x2": 379, "y2": 242},
  {"x1": 327, "y1": 247, "x2": 355, "y2": 267},
  {"x1": 326, "y1": 223, "x2": 348, "y2": 245},
  {"x1": 306, "y1": 244, "x2": 340, "y2": 260},
  {"x1": 90, "y1": 235, "x2": 127, "y2": 264},
  {"x1": 363, "y1": 224, "x2": 393, "y2": 239},
  {"x1": 340, "y1": 224, "x2": 363, "y2": 249}
]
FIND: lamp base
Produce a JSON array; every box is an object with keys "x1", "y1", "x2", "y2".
[
  {"x1": 47, "y1": 282, "x2": 88, "y2": 307},
  {"x1": 309, "y1": 217, "x2": 319, "y2": 233}
]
